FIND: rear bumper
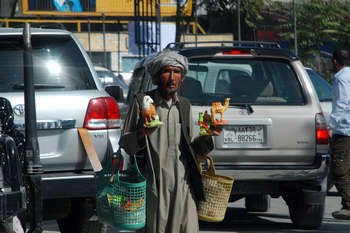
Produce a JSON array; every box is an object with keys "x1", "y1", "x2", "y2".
[
  {"x1": 41, "y1": 171, "x2": 95, "y2": 200},
  {"x1": 40, "y1": 155, "x2": 330, "y2": 199},
  {"x1": 215, "y1": 154, "x2": 330, "y2": 181}
]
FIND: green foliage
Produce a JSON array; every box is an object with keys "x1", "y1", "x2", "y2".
[
  {"x1": 269, "y1": 0, "x2": 350, "y2": 80},
  {"x1": 175, "y1": 0, "x2": 191, "y2": 42},
  {"x1": 200, "y1": 0, "x2": 268, "y2": 30},
  {"x1": 239, "y1": 0, "x2": 266, "y2": 29},
  {"x1": 271, "y1": 0, "x2": 350, "y2": 54}
]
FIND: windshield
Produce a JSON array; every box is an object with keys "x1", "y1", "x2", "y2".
[
  {"x1": 182, "y1": 58, "x2": 304, "y2": 105},
  {"x1": 0, "y1": 35, "x2": 96, "y2": 92},
  {"x1": 306, "y1": 69, "x2": 332, "y2": 102}
]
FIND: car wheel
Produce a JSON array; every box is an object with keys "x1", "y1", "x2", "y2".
[
  {"x1": 285, "y1": 191, "x2": 325, "y2": 229},
  {"x1": 57, "y1": 198, "x2": 108, "y2": 233},
  {"x1": 245, "y1": 194, "x2": 270, "y2": 212}
]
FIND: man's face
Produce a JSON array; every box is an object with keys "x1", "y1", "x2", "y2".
[
  {"x1": 332, "y1": 58, "x2": 340, "y2": 73},
  {"x1": 158, "y1": 65, "x2": 183, "y2": 96},
  {"x1": 332, "y1": 58, "x2": 337, "y2": 72}
]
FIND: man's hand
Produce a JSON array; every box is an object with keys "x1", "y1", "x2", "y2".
[
  {"x1": 327, "y1": 126, "x2": 332, "y2": 137},
  {"x1": 209, "y1": 124, "x2": 223, "y2": 136},
  {"x1": 138, "y1": 126, "x2": 157, "y2": 138}
]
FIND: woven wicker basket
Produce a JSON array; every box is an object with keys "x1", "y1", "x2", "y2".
[{"x1": 197, "y1": 154, "x2": 234, "y2": 222}]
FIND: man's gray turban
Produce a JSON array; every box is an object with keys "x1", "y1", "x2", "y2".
[{"x1": 146, "y1": 50, "x2": 188, "y2": 84}]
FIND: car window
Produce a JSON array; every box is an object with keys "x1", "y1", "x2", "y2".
[
  {"x1": 183, "y1": 58, "x2": 304, "y2": 105},
  {"x1": 122, "y1": 57, "x2": 141, "y2": 72},
  {"x1": 306, "y1": 69, "x2": 332, "y2": 102},
  {"x1": 96, "y1": 70, "x2": 129, "y2": 90},
  {"x1": 187, "y1": 64, "x2": 208, "y2": 87},
  {"x1": 0, "y1": 35, "x2": 96, "y2": 92},
  {"x1": 126, "y1": 67, "x2": 153, "y2": 104}
]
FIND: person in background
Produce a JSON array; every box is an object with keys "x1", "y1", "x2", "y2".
[
  {"x1": 329, "y1": 49, "x2": 350, "y2": 220},
  {"x1": 119, "y1": 50, "x2": 222, "y2": 233}
]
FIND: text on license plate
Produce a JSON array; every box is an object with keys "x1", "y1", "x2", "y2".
[{"x1": 223, "y1": 126, "x2": 264, "y2": 144}]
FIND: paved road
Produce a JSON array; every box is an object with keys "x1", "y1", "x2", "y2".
[{"x1": 43, "y1": 188, "x2": 350, "y2": 233}]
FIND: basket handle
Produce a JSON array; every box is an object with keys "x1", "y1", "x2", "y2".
[
  {"x1": 112, "y1": 153, "x2": 143, "y2": 184},
  {"x1": 111, "y1": 149, "x2": 125, "y2": 172},
  {"x1": 197, "y1": 154, "x2": 216, "y2": 175},
  {"x1": 126, "y1": 154, "x2": 143, "y2": 176}
]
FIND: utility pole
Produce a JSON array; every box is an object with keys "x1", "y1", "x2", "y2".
[
  {"x1": 293, "y1": 0, "x2": 298, "y2": 55},
  {"x1": 102, "y1": 13, "x2": 107, "y2": 68},
  {"x1": 237, "y1": 0, "x2": 241, "y2": 41},
  {"x1": 23, "y1": 23, "x2": 44, "y2": 233},
  {"x1": 195, "y1": 0, "x2": 198, "y2": 46}
]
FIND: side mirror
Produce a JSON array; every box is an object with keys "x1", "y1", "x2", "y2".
[{"x1": 105, "y1": 85, "x2": 124, "y2": 102}]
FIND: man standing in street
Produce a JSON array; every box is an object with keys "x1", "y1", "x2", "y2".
[
  {"x1": 329, "y1": 49, "x2": 350, "y2": 220},
  {"x1": 119, "y1": 50, "x2": 222, "y2": 232}
]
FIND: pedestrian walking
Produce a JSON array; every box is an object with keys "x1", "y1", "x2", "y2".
[
  {"x1": 119, "y1": 50, "x2": 222, "y2": 233},
  {"x1": 329, "y1": 49, "x2": 350, "y2": 220}
]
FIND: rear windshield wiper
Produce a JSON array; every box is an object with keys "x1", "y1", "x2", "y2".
[
  {"x1": 13, "y1": 83, "x2": 66, "y2": 89},
  {"x1": 231, "y1": 104, "x2": 254, "y2": 115}
]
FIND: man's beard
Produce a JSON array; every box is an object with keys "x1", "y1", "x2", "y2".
[{"x1": 159, "y1": 86, "x2": 178, "y2": 98}]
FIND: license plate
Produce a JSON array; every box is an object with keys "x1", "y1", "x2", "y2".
[{"x1": 223, "y1": 125, "x2": 264, "y2": 145}]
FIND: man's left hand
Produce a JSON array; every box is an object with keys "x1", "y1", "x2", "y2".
[{"x1": 210, "y1": 124, "x2": 223, "y2": 136}]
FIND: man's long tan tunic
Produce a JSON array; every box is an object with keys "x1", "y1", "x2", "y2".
[{"x1": 119, "y1": 90, "x2": 212, "y2": 233}]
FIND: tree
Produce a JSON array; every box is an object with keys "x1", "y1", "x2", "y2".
[
  {"x1": 272, "y1": 1, "x2": 340, "y2": 52},
  {"x1": 198, "y1": 0, "x2": 268, "y2": 40},
  {"x1": 332, "y1": 1, "x2": 350, "y2": 49},
  {"x1": 175, "y1": 0, "x2": 186, "y2": 42},
  {"x1": 269, "y1": 0, "x2": 350, "y2": 80},
  {"x1": 175, "y1": 0, "x2": 197, "y2": 42}
]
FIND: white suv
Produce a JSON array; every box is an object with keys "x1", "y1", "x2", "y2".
[
  {"x1": 127, "y1": 42, "x2": 330, "y2": 229},
  {"x1": 0, "y1": 27, "x2": 123, "y2": 233}
]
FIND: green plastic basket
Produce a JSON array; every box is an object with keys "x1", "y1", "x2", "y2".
[{"x1": 95, "y1": 151, "x2": 146, "y2": 230}]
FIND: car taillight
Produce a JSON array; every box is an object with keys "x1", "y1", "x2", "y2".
[
  {"x1": 83, "y1": 97, "x2": 121, "y2": 130},
  {"x1": 315, "y1": 113, "x2": 329, "y2": 144}
]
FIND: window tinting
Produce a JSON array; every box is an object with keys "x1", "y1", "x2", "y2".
[
  {"x1": 182, "y1": 58, "x2": 304, "y2": 105},
  {"x1": 0, "y1": 35, "x2": 96, "y2": 92},
  {"x1": 306, "y1": 69, "x2": 332, "y2": 102},
  {"x1": 122, "y1": 57, "x2": 141, "y2": 72}
]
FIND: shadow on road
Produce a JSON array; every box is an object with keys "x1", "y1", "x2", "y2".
[
  {"x1": 199, "y1": 207, "x2": 293, "y2": 232},
  {"x1": 199, "y1": 207, "x2": 350, "y2": 233}
]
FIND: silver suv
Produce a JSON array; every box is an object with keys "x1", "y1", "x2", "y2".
[
  {"x1": 0, "y1": 27, "x2": 122, "y2": 232},
  {"x1": 127, "y1": 42, "x2": 330, "y2": 229}
]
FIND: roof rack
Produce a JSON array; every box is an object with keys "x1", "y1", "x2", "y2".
[{"x1": 166, "y1": 41, "x2": 281, "y2": 50}]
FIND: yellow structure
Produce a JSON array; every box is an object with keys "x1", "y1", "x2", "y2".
[
  {"x1": 0, "y1": 18, "x2": 205, "y2": 34},
  {"x1": 22, "y1": 0, "x2": 192, "y2": 17}
]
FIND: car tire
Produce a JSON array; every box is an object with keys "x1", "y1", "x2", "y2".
[
  {"x1": 57, "y1": 198, "x2": 108, "y2": 233},
  {"x1": 286, "y1": 191, "x2": 325, "y2": 229},
  {"x1": 245, "y1": 194, "x2": 270, "y2": 212}
]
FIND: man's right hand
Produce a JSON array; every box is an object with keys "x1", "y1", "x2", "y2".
[{"x1": 138, "y1": 126, "x2": 157, "y2": 138}]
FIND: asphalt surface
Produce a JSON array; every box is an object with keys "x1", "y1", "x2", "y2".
[{"x1": 42, "y1": 187, "x2": 350, "y2": 233}]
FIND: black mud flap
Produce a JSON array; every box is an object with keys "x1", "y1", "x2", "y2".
[{"x1": 0, "y1": 135, "x2": 26, "y2": 221}]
